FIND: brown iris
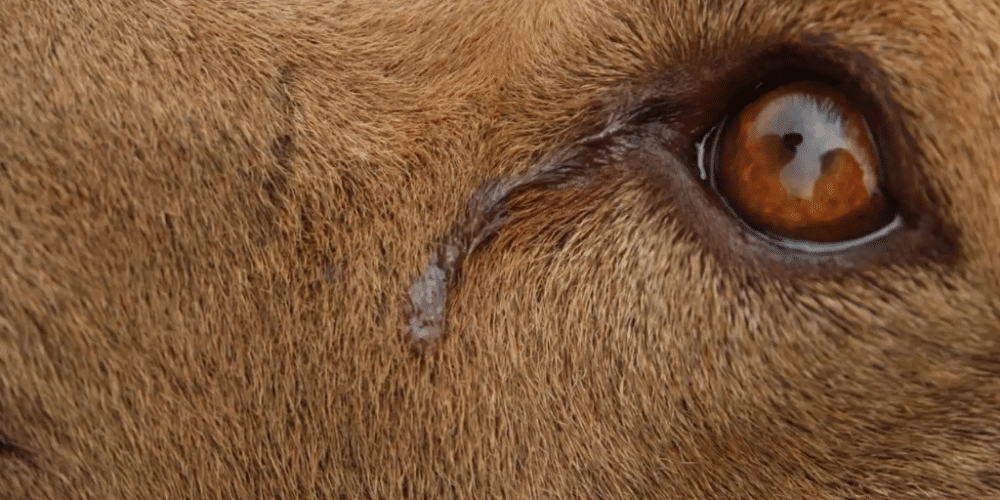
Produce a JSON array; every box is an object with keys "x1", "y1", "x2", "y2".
[{"x1": 715, "y1": 81, "x2": 890, "y2": 243}]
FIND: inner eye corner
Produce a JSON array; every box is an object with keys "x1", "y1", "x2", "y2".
[{"x1": 695, "y1": 75, "x2": 901, "y2": 255}]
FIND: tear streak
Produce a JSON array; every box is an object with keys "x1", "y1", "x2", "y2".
[{"x1": 405, "y1": 116, "x2": 634, "y2": 344}]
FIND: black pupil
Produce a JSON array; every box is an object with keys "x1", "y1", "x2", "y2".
[{"x1": 782, "y1": 132, "x2": 803, "y2": 152}]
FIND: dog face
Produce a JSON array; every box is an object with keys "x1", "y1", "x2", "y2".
[{"x1": 2, "y1": 0, "x2": 999, "y2": 497}]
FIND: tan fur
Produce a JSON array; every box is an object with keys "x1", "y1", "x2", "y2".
[{"x1": 2, "y1": 0, "x2": 1000, "y2": 498}]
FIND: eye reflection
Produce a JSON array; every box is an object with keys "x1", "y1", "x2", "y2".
[{"x1": 712, "y1": 81, "x2": 893, "y2": 244}]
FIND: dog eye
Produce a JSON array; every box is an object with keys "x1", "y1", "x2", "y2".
[{"x1": 698, "y1": 81, "x2": 898, "y2": 250}]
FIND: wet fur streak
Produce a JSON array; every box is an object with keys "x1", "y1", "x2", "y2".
[
  {"x1": 408, "y1": 117, "x2": 636, "y2": 343},
  {"x1": 3, "y1": 0, "x2": 1000, "y2": 498}
]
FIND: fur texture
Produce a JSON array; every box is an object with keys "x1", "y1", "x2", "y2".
[{"x1": 2, "y1": 0, "x2": 999, "y2": 498}]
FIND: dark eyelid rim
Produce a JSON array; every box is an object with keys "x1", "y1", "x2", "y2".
[{"x1": 593, "y1": 37, "x2": 959, "y2": 277}]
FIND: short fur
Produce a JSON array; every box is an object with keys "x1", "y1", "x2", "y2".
[{"x1": 2, "y1": 0, "x2": 999, "y2": 498}]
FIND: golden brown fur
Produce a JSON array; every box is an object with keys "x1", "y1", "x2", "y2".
[{"x1": 2, "y1": 0, "x2": 1000, "y2": 498}]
